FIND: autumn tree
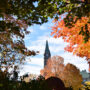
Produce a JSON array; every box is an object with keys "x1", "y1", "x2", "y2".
[
  {"x1": 50, "y1": 0, "x2": 90, "y2": 61},
  {"x1": 60, "y1": 63, "x2": 82, "y2": 90},
  {"x1": 21, "y1": 73, "x2": 38, "y2": 82},
  {"x1": 0, "y1": 0, "x2": 89, "y2": 70},
  {"x1": 45, "y1": 77, "x2": 66, "y2": 90},
  {"x1": 57, "y1": 0, "x2": 90, "y2": 42},
  {"x1": 40, "y1": 56, "x2": 64, "y2": 79},
  {"x1": 0, "y1": 0, "x2": 65, "y2": 70},
  {"x1": 40, "y1": 56, "x2": 82, "y2": 89},
  {"x1": 51, "y1": 16, "x2": 90, "y2": 59}
]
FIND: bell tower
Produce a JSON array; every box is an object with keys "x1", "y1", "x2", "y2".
[{"x1": 44, "y1": 40, "x2": 51, "y2": 67}]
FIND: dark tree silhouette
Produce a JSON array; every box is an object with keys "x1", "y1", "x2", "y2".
[{"x1": 45, "y1": 77, "x2": 66, "y2": 90}]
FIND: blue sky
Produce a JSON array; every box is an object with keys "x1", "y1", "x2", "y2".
[{"x1": 19, "y1": 18, "x2": 88, "y2": 76}]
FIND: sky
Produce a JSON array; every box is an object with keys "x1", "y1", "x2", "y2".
[{"x1": 19, "y1": 18, "x2": 88, "y2": 76}]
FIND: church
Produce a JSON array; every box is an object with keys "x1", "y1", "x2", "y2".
[
  {"x1": 44, "y1": 40, "x2": 51, "y2": 67},
  {"x1": 43, "y1": 40, "x2": 90, "y2": 82}
]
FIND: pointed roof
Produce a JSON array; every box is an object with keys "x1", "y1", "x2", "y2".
[
  {"x1": 44, "y1": 40, "x2": 51, "y2": 67},
  {"x1": 45, "y1": 40, "x2": 50, "y2": 52}
]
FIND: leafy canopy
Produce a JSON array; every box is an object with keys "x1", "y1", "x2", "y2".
[
  {"x1": 41, "y1": 56, "x2": 82, "y2": 90},
  {"x1": 0, "y1": 0, "x2": 89, "y2": 69},
  {"x1": 51, "y1": 16, "x2": 90, "y2": 59},
  {"x1": 52, "y1": 0, "x2": 90, "y2": 42},
  {"x1": 0, "y1": 0, "x2": 64, "y2": 69}
]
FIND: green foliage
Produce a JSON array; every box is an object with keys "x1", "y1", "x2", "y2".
[
  {"x1": 0, "y1": 71, "x2": 79, "y2": 90},
  {"x1": 0, "y1": 0, "x2": 89, "y2": 73},
  {"x1": 0, "y1": 0, "x2": 62, "y2": 69},
  {"x1": 0, "y1": 72, "x2": 50, "y2": 90},
  {"x1": 79, "y1": 24, "x2": 90, "y2": 43},
  {"x1": 55, "y1": 0, "x2": 90, "y2": 42},
  {"x1": 0, "y1": 0, "x2": 71, "y2": 70}
]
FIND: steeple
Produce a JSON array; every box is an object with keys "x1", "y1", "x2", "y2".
[
  {"x1": 45, "y1": 40, "x2": 49, "y2": 52},
  {"x1": 44, "y1": 40, "x2": 51, "y2": 67}
]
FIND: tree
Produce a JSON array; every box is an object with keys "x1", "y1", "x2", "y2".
[
  {"x1": 50, "y1": 0, "x2": 90, "y2": 59},
  {"x1": 45, "y1": 77, "x2": 66, "y2": 90},
  {"x1": 21, "y1": 73, "x2": 38, "y2": 82},
  {"x1": 60, "y1": 63, "x2": 82, "y2": 90},
  {"x1": 0, "y1": 0, "x2": 89, "y2": 70},
  {"x1": 57, "y1": 0, "x2": 90, "y2": 42},
  {"x1": 40, "y1": 56, "x2": 82, "y2": 90},
  {"x1": 22, "y1": 75, "x2": 50, "y2": 90},
  {"x1": 0, "y1": 0, "x2": 64, "y2": 70},
  {"x1": 40, "y1": 56, "x2": 64, "y2": 79},
  {"x1": 51, "y1": 16, "x2": 90, "y2": 59}
]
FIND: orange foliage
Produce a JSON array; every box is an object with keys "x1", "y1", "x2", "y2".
[
  {"x1": 40, "y1": 56, "x2": 64, "y2": 79},
  {"x1": 60, "y1": 63, "x2": 82, "y2": 90},
  {"x1": 51, "y1": 17, "x2": 90, "y2": 59},
  {"x1": 40, "y1": 56, "x2": 82, "y2": 89}
]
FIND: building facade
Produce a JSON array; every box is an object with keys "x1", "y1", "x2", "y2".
[{"x1": 80, "y1": 70, "x2": 90, "y2": 82}]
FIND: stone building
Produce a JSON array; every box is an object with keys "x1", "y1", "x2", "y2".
[
  {"x1": 80, "y1": 70, "x2": 90, "y2": 82},
  {"x1": 44, "y1": 40, "x2": 51, "y2": 67}
]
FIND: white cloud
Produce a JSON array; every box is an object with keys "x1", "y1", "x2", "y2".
[
  {"x1": 19, "y1": 57, "x2": 44, "y2": 76},
  {"x1": 22, "y1": 34, "x2": 89, "y2": 75},
  {"x1": 27, "y1": 36, "x2": 67, "y2": 55},
  {"x1": 19, "y1": 65, "x2": 41, "y2": 76},
  {"x1": 19, "y1": 52, "x2": 88, "y2": 76},
  {"x1": 27, "y1": 44, "x2": 45, "y2": 55},
  {"x1": 40, "y1": 23, "x2": 49, "y2": 30},
  {"x1": 26, "y1": 57, "x2": 44, "y2": 67},
  {"x1": 60, "y1": 52, "x2": 88, "y2": 72},
  {"x1": 37, "y1": 36, "x2": 67, "y2": 46}
]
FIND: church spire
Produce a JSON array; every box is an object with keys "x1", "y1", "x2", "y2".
[
  {"x1": 45, "y1": 40, "x2": 49, "y2": 52},
  {"x1": 44, "y1": 40, "x2": 51, "y2": 67}
]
